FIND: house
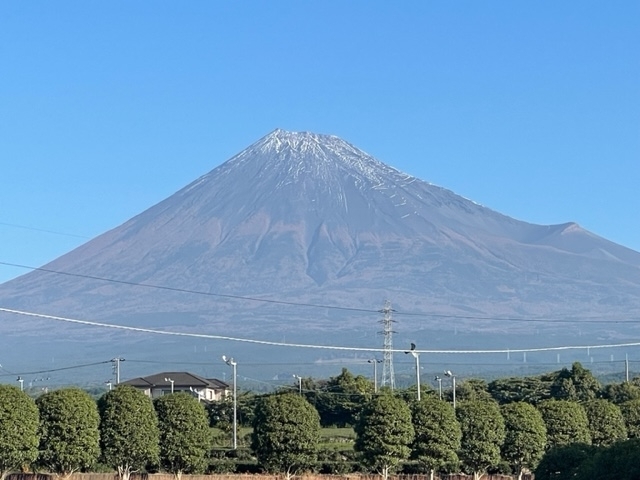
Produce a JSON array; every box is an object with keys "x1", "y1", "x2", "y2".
[{"x1": 121, "y1": 371, "x2": 229, "y2": 402}]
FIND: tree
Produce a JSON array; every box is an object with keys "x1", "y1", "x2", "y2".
[
  {"x1": 574, "y1": 439, "x2": 640, "y2": 480},
  {"x1": 154, "y1": 393, "x2": 211, "y2": 478},
  {"x1": 98, "y1": 385, "x2": 160, "y2": 480},
  {"x1": 0, "y1": 385, "x2": 39, "y2": 480},
  {"x1": 456, "y1": 400, "x2": 506, "y2": 480},
  {"x1": 583, "y1": 399, "x2": 627, "y2": 446},
  {"x1": 36, "y1": 387, "x2": 101, "y2": 477},
  {"x1": 537, "y1": 399, "x2": 590, "y2": 449},
  {"x1": 251, "y1": 393, "x2": 321, "y2": 479},
  {"x1": 549, "y1": 362, "x2": 600, "y2": 402},
  {"x1": 620, "y1": 398, "x2": 640, "y2": 438},
  {"x1": 451, "y1": 378, "x2": 493, "y2": 403},
  {"x1": 600, "y1": 381, "x2": 640, "y2": 404},
  {"x1": 410, "y1": 397, "x2": 461, "y2": 480},
  {"x1": 355, "y1": 393, "x2": 414, "y2": 480},
  {"x1": 500, "y1": 402, "x2": 547, "y2": 480},
  {"x1": 315, "y1": 368, "x2": 372, "y2": 427},
  {"x1": 488, "y1": 376, "x2": 550, "y2": 405},
  {"x1": 534, "y1": 443, "x2": 596, "y2": 480}
]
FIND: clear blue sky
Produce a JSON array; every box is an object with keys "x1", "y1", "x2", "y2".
[{"x1": 1, "y1": 2, "x2": 638, "y2": 284}]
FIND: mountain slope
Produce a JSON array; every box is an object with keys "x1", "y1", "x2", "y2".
[{"x1": 1, "y1": 129, "x2": 640, "y2": 343}]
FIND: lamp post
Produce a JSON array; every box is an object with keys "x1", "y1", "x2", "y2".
[
  {"x1": 444, "y1": 370, "x2": 456, "y2": 409},
  {"x1": 106, "y1": 381, "x2": 113, "y2": 391},
  {"x1": 222, "y1": 355, "x2": 237, "y2": 450},
  {"x1": 293, "y1": 374, "x2": 302, "y2": 395},
  {"x1": 164, "y1": 377, "x2": 174, "y2": 394},
  {"x1": 434, "y1": 376, "x2": 442, "y2": 399},
  {"x1": 405, "y1": 343, "x2": 421, "y2": 401},
  {"x1": 17, "y1": 376, "x2": 24, "y2": 392},
  {"x1": 367, "y1": 359, "x2": 382, "y2": 393}
]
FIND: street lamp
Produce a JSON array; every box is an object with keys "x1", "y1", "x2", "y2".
[
  {"x1": 293, "y1": 374, "x2": 302, "y2": 395},
  {"x1": 444, "y1": 370, "x2": 456, "y2": 409},
  {"x1": 164, "y1": 377, "x2": 174, "y2": 394},
  {"x1": 222, "y1": 355, "x2": 238, "y2": 450},
  {"x1": 405, "y1": 343, "x2": 421, "y2": 401},
  {"x1": 434, "y1": 375, "x2": 442, "y2": 400},
  {"x1": 17, "y1": 376, "x2": 24, "y2": 392},
  {"x1": 368, "y1": 359, "x2": 382, "y2": 393},
  {"x1": 105, "y1": 381, "x2": 113, "y2": 391}
]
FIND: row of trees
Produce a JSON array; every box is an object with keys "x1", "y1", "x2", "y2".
[
  {"x1": 0, "y1": 384, "x2": 210, "y2": 480},
  {"x1": 3, "y1": 362, "x2": 640, "y2": 480}
]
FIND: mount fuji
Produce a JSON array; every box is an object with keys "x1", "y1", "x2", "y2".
[{"x1": 2, "y1": 129, "x2": 640, "y2": 380}]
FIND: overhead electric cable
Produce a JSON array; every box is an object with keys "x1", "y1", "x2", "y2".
[
  {"x1": 1, "y1": 261, "x2": 638, "y2": 323},
  {"x1": 0, "y1": 222, "x2": 89, "y2": 239},
  {"x1": 3, "y1": 306, "x2": 640, "y2": 355},
  {"x1": 0, "y1": 359, "x2": 112, "y2": 377}
]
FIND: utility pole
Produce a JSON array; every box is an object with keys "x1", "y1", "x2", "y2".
[
  {"x1": 293, "y1": 374, "x2": 302, "y2": 395},
  {"x1": 626, "y1": 354, "x2": 630, "y2": 383},
  {"x1": 111, "y1": 357, "x2": 125, "y2": 384},
  {"x1": 379, "y1": 300, "x2": 396, "y2": 390},
  {"x1": 368, "y1": 359, "x2": 382, "y2": 393}
]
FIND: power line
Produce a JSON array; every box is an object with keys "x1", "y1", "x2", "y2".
[
  {"x1": 3, "y1": 306, "x2": 640, "y2": 355},
  {"x1": 0, "y1": 222, "x2": 89, "y2": 239},
  {"x1": 2, "y1": 260, "x2": 639, "y2": 324},
  {"x1": 0, "y1": 360, "x2": 111, "y2": 378}
]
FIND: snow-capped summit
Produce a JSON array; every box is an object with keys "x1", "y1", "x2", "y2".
[{"x1": 1, "y1": 129, "x2": 640, "y2": 352}]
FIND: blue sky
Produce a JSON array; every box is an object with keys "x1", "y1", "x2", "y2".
[{"x1": 1, "y1": 2, "x2": 638, "y2": 284}]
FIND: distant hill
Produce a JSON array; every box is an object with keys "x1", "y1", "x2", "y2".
[{"x1": 1, "y1": 129, "x2": 640, "y2": 382}]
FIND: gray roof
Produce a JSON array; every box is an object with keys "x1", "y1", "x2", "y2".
[{"x1": 122, "y1": 371, "x2": 229, "y2": 389}]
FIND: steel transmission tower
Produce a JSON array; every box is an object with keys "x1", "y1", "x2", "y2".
[{"x1": 378, "y1": 300, "x2": 396, "y2": 389}]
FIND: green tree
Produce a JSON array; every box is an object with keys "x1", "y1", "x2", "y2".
[
  {"x1": 620, "y1": 398, "x2": 640, "y2": 438},
  {"x1": 534, "y1": 443, "x2": 596, "y2": 480},
  {"x1": 0, "y1": 385, "x2": 39, "y2": 480},
  {"x1": 315, "y1": 368, "x2": 372, "y2": 427},
  {"x1": 154, "y1": 393, "x2": 211, "y2": 478},
  {"x1": 549, "y1": 362, "x2": 600, "y2": 402},
  {"x1": 36, "y1": 387, "x2": 100, "y2": 477},
  {"x1": 456, "y1": 400, "x2": 506, "y2": 480},
  {"x1": 583, "y1": 399, "x2": 627, "y2": 446},
  {"x1": 500, "y1": 402, "x2": 547, "y2": 480},
  {"x1": 251, "y1": 393, "x2": 321, "y2": 479},
  {"x1": 98, "y1": 385, "x2": 160, "y2": 480},
  {"x1": 410, "y1": 397, "x2": 461, "y2": 480},
  {"x1": 537, "y1": 399, "x2": 591, "y2": 449},
  {"x1": 600, "y1": 381, "x2": 640, "y2": 404},
  {"x1": 488, "y1": 376, "x2": 550, "y2": 405},
  {"x1": 355, "y1": 393, "x2": 414, "y2": 480},
  {"x1": 574, "y1": 439, "x2": 640, "y2": 480},
  {"x1": 452, "y1": 379, "x2": 493, "y2": 403}
]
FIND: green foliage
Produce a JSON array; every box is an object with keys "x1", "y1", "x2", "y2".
[
  {"x1": 620, "y1": 398, "x2": 640, "y2": 438},
  {"x1": 154, "y1": 393, "x2": 212, "y2": 475},
  {"x1": 534, "y1": 443, "x2": 596, "y2": 480},
  {"x1": 98, "y1": 385, "x2": 160, "y2": 478},
  {"x1": 36, "y1": 387, "x2": 101, "y2": 475},
  {"x1": 488, "y1": 376, "x2": 551, "y2": 405},
  {"x1": 0, "y1": 385, "x2": 40, "y2": 480},
  {"x1": 549, "y1": 362, "x2": 601, "y2": 402},
  {"x1": 537, "y1": 399, "x2": 591, "y2": 449},
  {"x1": 354, "y1": 393, "x2": 414, "y2": 479},
  {"x1": 452, "y1": 379, "x2": 493, "y2": 403},
  {"x1": 600, "y1": 381, "x2": 640, "y2": 404},
  {"x1": 251, "y1": 393, "x2": 321, "y2": 476},
  {"x1": 583, "y1": 399, "x2": 627, "y2": 446},
  {"x1": 456, "y1": 400, "x2": 505, "y2": 478},
  {"x1": 312, "y1": 368, "x2": 373, "y2": 427},
  {"x1": 574, "y1": 439, "x2": 640, "y2": 480},
  {"x1": 410, "y1": 397, "x2": 461, "y2": 476},
  {"x1": 500, "y1": 402, "x2": 547, "y2": 478}
]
